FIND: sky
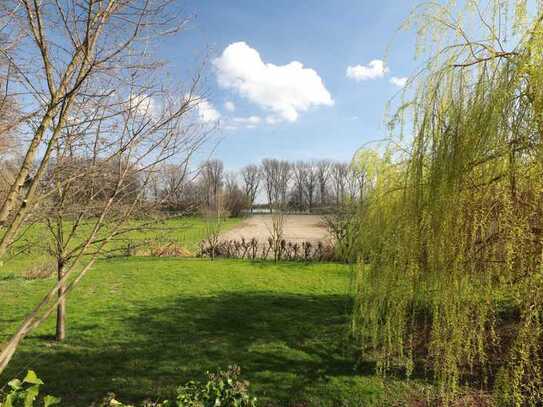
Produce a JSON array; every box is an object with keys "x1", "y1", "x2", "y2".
[{"x1": 159, "y1": 1, "x2": 421, "y2": 171}]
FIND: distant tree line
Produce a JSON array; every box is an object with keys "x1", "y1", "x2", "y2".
[
  {"x1": 1, "y1": 147, "x2": 364, "y2": 221},
  {"x1": 147, "y1": 158, "x2": 366, "y2": 216}
]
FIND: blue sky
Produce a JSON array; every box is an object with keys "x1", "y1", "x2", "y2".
[{"x1": 160, "y1": 1, "x2": 420, "y2": 170}]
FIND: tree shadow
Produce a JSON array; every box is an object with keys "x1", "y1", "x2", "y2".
[{"x1": 2, "y1": 292, "x2": 377, "y2": 405}]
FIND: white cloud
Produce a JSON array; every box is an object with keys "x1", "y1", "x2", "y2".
[
  {"x1": 213, "y1": 42, "x2": 333, "y2": 123},
  {"x1": 265, "y1": 115, "x2": 281, "y2": 125},
  {"x1": 129, "y1": 94, "x2": 158, "y2": 117},
  {"x1": 224, "y1": 115, "x2": 262, "y2": 130},
  {"x1": 346, "y1": 60, "x2": 389, "y2": 81},
  {"x1": 197, "y1": 99, "x2": 221, "y2": 123},
  {"x1": 390, "y1": 76, "x2": 408, "y2": 88},
  {"x1": 233, "y1": 115, "x2": 261, "y2": 126},
  {"x1": 224, "y1": 101, "x2": 236, "y2": 112}
]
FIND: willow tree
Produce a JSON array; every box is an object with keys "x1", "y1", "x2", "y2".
[{"x1": 353, "y1": 1, "x2": 543, "y2": 405}]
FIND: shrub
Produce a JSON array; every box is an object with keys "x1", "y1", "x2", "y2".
[
  {"x1": 97, "y1": 365, "x2": 256, "y2": 406},
  {"x1": 3, "y1": 367, "x2": 256, "y2": 407},
  {"x1": 0, "y1": 370, "x2": 60, "y2": 407},
  {"x1": 322, "y1": 209, "x2": 361, "y2": 264},
  {"x1": 175, "y1": 365, "x2": 257, "y2": 407},
  {"x1": 198, "y1": 238, "x2": 336, "y2": 262}
]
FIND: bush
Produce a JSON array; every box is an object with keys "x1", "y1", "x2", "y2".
[
  {"x1": 198, "y1": 238, "x2": 336, "y2": 262},
  {"x1": 0, "y1": 370, "x2": 60, "y2": 407},
  {"x1": 322, "y1": 209, "x2": 360, "y2": 264},
  {"x1": 98, "y1": 365, "x2": 256, "y2": 406},
  {"x1": 223, "y1": 189, "x2": 248, "y2": 218},
  {"x1": 2, "y1": 367, "x2": 256, "y2": 407},
  {"x1": 175, "y1": 365, "x2": 257, "y2": 407}
]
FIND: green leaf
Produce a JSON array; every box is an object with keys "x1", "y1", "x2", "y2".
[
  {"x1": 23, "y1": 371, "x2": 43, "y2": 385},
  {"x1": 3, "y1": 393, "x2": 16, "y2": 407},
  {"x1": 7, "y1": 379, "x2": 22, "y2": 390},
  {"x1": 23, "y1": 384, "x2": 40, "y2": 407},
  {"x1": 43, "y1": 395, "x2": 61, "y2": 407}
]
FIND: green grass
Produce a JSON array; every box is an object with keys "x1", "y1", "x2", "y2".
[
  {"x1": 0, "y1": 256, "x2": 408, "y2": 406},
  {"x1": 119, "y1": 216, "x2": 242, "y2": 252},
  {"x1": 0, "y1": 216, "x2": 419, "y2": 405},
  {"x1": 1, "y1": 216, "x2": 241, "y2": 278}
]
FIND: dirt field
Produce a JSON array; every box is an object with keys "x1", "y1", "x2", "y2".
[{"x1": 219, "y1": 214, "x2": 331, "y2": 243}]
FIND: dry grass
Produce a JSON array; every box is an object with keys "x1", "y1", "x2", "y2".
[{"x1": 23, "y1": 261, "x2": 55, "y2": 280}]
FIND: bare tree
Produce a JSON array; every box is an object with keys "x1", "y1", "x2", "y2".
[
  {"x1": 42, "y1": 153, "x2": 141, "y2": 341},
  {"x1": 292, "y1": 161, "x2": 307, "y2": 211},
  {"x1": 331, "y1": 162, "x2": 349, "y2": 207},
  {"x1": 159, "y1": 163, "x2": 192, "y2": 211},
  {"x1": 0, "y1": 59, "x2": 21, "y2": 206},
  {"x1": 200, "y1": 159, "x2": 224, "y2": 212},
  {"x1": 316, "y1": 160, "x2": 332, "y2": 207},
  {"x1": 0, "y1": 30, "x2": 25, "y2": 155},
  {"x1": 346, "y1": 166, "x2": 365, "y2": 202},
  {"x1": 302, "y1": 162, "x2": 318, "y2": 213},
  {"x1": 224, "y1": 171, "x2": 237, "y2": 194},
  {"x1": 276, "y1": 160, "x2": 291, "y2": 209},
  {"x1": 0, "y1": 0, "x2": 209, "y2": 373},
  {"x1": 0, "y1": 0, "x2": 197, "y2": 256},
  {"x1": 0, "y1": 130, "x2": 19, "y2": 208},
  {"x1": 261, "y1": 159, "x2": 278, "y2": 212},
  {"x1": 0, "y1": 105, "x2": 19, "y2": 158},
  {"x1": 223, "y1": 172, "x2": 246, "y2": 217},
  {"x1": 260, "y1": 159, "x2": 290, "y2": 211},
  {"x1": 241, "y1": 164, "x2": 260, "y2": 213},
  {"x1": 267, "y1": 211, "x2": 285, "y2": 262}
]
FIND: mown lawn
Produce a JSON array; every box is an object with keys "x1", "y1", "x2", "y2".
[
  {"x1": 0, "y1": 216, "x2": 241, "y2": 278},
  {"x1": 0, "y1": 256, "x2": 408, "y2": 406},
  {"x1": 0, "y1": 216, "x2": 419, "y2": 405}
]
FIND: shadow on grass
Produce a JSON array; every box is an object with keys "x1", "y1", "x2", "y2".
[{"x1": 2, "y1": 292, "x2": 380, "y2": 406}]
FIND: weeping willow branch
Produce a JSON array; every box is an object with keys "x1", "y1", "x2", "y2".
[{"x1": 353, "y1": 1, "x2": 543, "y2": 404}]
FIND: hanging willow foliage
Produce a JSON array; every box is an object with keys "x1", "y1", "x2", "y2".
[{"x1": 353, "y1": 1, "x2": 543, "y2": 405}]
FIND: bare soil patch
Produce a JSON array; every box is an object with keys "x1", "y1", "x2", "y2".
[{"x1": 219, "y1": 214, "x2": 330, "y2": 244}]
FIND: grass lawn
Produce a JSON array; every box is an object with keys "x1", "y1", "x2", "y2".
[
  {"x1": 0, "y1": 256, "x2": 411, "y2": 406},
  {"x1": 0, "y1": 216, "x2": 241, "y2": 278},
  {"x1": 0, "y1": 216, "x2": 420, "y2": 405}
]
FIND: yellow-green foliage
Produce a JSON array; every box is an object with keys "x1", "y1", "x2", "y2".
[{"x1": 353, "y1": 2, "x2": 543, "y2": 405}]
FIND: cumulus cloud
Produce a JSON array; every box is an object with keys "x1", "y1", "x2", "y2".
[
  {"x1": 346, "y1": 60, "x2": 389, "y2": 81},
  {"x1": 390, "y1": 76, "x2": 408, "y2": 88},
  {"x1": 224, "y1": 101, "x2": 236, "y2": 112},
  {"x1": 197, "y1": 99, "x2": 221, "y2": 123},
  {"x1": 213, "y1": 42, "x2": 333, "y2": 123}
]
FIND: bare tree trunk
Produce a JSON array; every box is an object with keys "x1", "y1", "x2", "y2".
[
  {"x1": 0, "y1": 255, "x2": 99, "y2": 373},
  {"x1": 55, "y1": 262, "x2": 66, "y2": 341}
]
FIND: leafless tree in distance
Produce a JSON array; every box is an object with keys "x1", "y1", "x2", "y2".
[
  {"x1": 316, "y1": 160, "x2": 332, "y2": 207},
  {"x1": 241, "y1": 164, "x2": 260, "y2": 213},
  {"x1": 200, "y1": 159, "x2": 224, "y2": 213}
]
